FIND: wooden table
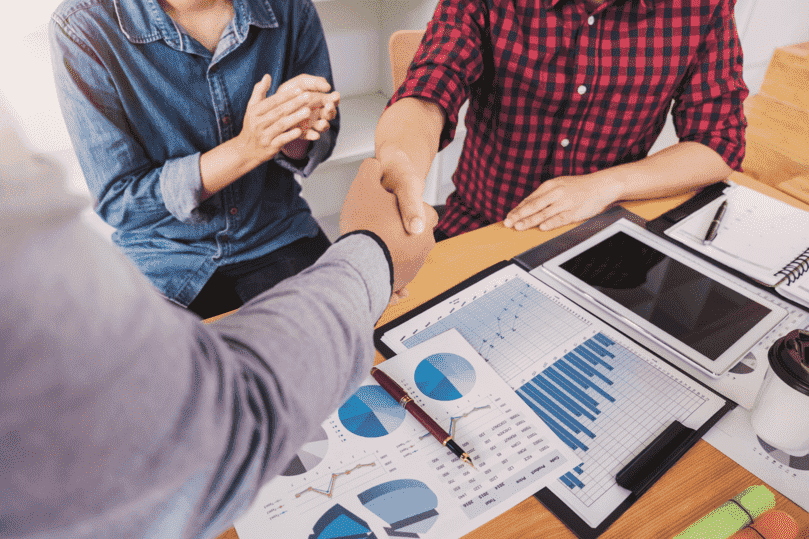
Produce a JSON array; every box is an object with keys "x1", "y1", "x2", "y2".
[{"x1": 217, "y1": 172, "x2": 809, "y2": 538}]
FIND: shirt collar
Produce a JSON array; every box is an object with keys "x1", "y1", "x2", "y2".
[
  {"x1": 544, "y1": 0, "x2": 653, "y2": 13},
  {"x1": 113, "y1": 0, "x2": 278, "y2": 49}
]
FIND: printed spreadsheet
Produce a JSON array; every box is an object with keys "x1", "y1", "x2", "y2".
[{"x1": 380, "y1": 264, "x2": 726, "y2": 527}]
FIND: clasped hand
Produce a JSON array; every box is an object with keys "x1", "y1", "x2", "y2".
[
  {"x1": 237, "y1": 74, "x2": 339, "y2": 164},
  {"x1": 504, "y1": 172, "x2": 623, "y2": 231},
  {"x1": 341, "y1": 159, "x2": 438, "y2": 303}
]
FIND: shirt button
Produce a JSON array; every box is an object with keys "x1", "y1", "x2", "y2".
[
  {"x1": 561, "y1": 138, "x2": 570, "y2": 148},
  {"x1": 229, "y1": 207, "x2": 238, "y2": 215},
  {"x1": 588, "y1": 15, "x2": 595, "y2": 25},
  {"x1": 577, "y1": 85, "x2": 587, "y2": 95},
  {"x1": 222, "y1": 116, "x2": 231, "y2": 125}
]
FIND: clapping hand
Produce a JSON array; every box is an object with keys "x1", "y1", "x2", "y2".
[{"x1": 238, "y1": 74, "x2": 339, "y2": 164}]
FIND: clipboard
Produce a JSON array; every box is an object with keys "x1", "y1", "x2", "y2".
[{"x1": 374, "y1": 206, "x2": 734, "y2": 538}]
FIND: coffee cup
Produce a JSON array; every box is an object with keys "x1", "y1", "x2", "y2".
[{"x1": 750, "y1": 329, "x2": 809, "y2": 454}]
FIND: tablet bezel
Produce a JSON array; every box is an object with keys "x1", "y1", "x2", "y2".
[{"x1": 540, "y1": 219, "x2": 787, "y2": 378}]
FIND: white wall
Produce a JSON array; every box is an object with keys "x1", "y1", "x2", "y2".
[
  {"x1": 3, "y1": 3, "x2": 115, "y2": 237},
  {"x1": 316, "y1": 0, "x2": 383, "y2": 97}
]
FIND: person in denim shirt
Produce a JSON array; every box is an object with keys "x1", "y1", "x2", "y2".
[{"x1": 50, "y1": 0, "x2": 340, "y2": 318}]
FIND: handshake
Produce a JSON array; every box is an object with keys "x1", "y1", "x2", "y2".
[
  {"x1": 240, "y1": 73, "x2": 438, "y2": 300},
  {"x1": 340, "y1": 159, "x2": 439, "y2": 299}
]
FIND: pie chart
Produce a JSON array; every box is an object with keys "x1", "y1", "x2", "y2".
[
  {"x1": 414, "y1": 353, "x2": 476, "y2": 401},
  {"x1": 338, "y1": 385, "x2": 406, "y2": 438},
  {"x1": 758, "y1": 436, "x2": 809, "y2": 471},
  {"x1": 358, "y1": 479, "x2": 439, "y2": 537},
  {"x1": 281, "y1": 426, "x2": 328, "y2": 476}
]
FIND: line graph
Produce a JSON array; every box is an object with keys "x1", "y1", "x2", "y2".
[
  {"x1": 475, "y1": 284, "x2": 531, "y2": 357},
  {"x1": 294, "y1": 462, "x2": 376, "y2": 499},
  {"x1": 419, "y1": 405, "x2": 492, "y2": 440},
  {"x1": 402, "y1": 277, "x2": 591, "y2": 383}
]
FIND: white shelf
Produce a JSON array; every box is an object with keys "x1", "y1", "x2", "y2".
[{"x1": 324, "y1": 92, "x2": 388, "y2": 167}]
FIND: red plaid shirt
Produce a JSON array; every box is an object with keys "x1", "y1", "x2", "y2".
[{"x1": 390, "y1": 0, "x2": 748, "y2": 236}]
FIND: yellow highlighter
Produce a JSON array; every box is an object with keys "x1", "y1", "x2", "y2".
[{"x1": 674, "y1": 485, "x2": 776, "y2": 539}]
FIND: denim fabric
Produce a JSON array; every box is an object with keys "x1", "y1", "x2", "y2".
[
  {"x1": 50, "y1": 0, "x2": 339, "y2": 305},
  {"x1": 186, "y1": 228, "x2": 332, "y2": 318}
]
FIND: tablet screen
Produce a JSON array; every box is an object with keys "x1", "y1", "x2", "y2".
[{"x1": 558, "y1": 231, "x2": 772, "y2": 361}]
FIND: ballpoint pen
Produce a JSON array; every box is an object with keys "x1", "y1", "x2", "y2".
[
  {"x1": 702, "y1": 199, "x2": 728, "y2": 245},
  {"x1": 370, "y1": 366, "x2": 476, "y2": 469}
]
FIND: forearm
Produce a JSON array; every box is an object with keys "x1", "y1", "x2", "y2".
[
  {"x1": 199, "y1": 135, "x2": 261, "y2": 200},
  {"x1": 191, "y1": 234, "x2": 392, "y2": 536},
  {"x1": 602, "y1": 141, "x2": 732, "y2": 202},
  {"x1": 375, "y1": 97, "x2": 445, "y2": 186}
]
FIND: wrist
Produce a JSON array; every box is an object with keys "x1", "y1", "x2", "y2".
[
  {"x1": 596, "y1": 166, "x2": 631, "y2": 203},
  {"x1": 230, "y1": 133, "x2": 263, "y2": 173},
  {"x1": 376, "y1": 143, "x2": 409, "y2": 170},
  {"x1": 376, "y1": 145, "x2": 420, "y2": 191}
]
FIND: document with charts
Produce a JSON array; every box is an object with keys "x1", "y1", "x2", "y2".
[
  {"x1": 234, "y1": 330, "x2": 579, "y2": 539},
  {"x1": 377, "y1": 264, "x2": 728, "y2": 530}
]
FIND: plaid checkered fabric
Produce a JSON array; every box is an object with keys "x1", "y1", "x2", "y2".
[{"x1": 389, "y1": 0, "x2": 748, "y2": 236}]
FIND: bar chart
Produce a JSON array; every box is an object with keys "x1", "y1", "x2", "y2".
[
  {"x1": 516, "y1": 332, "x2": 709, "y2": 506},
  {"x1": 380, "y1": 266, "x2": 727, "y2": 526}
]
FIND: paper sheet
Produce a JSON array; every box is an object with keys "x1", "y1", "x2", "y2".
[
  {"x1": 234, "y1": 330, "x2": 579, "y2": 539},
  {"x1": 379, "y1": 265, "x2": 728, "y2": 528},
  {"x1": 665, "y1": 183, "x2": 809, "y2": 286},
  {"x1": 704, "y1": 406, "x2": 809, "y2": 512}
]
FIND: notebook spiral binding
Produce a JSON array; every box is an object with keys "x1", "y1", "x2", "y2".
[{"x1": 777, "y1": 248, "x2": 809, "y2": 284}]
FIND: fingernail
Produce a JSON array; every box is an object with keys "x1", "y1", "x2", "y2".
[{"x1": 411, "y1": 218, "x2": 425, "y2": 234}]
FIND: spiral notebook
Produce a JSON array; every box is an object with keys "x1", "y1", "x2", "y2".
[{"x1": 664, "y1": 183, "x2": 809, "y2": 309}]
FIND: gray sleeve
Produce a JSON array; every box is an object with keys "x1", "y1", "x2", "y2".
[
  {"x1": 0, "y1": 119, "x2": 392, "y2": 538},
  {"x1": 183, "y1": 234, "x2": 393, "y2": 537}
]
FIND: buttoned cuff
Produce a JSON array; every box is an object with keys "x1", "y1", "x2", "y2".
[
  {"x1": 330, "y1": 232, "x2": 393, "y2": 320},
  {"x1": 160, "y1": 153, "x2": 208, "y2": 224},
  {"x1": 274, "y1": 129, "x2": 335, "y2": 177}
]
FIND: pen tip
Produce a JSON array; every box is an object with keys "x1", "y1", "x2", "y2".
[{"x1": 462, "y1": 454, "x2": 476, "y2": 469}]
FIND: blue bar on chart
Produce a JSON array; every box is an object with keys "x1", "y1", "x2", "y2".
[
  {"x1": 517, "y1": 333, "x2": 617, "y2": 455},
  {"x1": 515, "y1": 330, "x2": 709, "y2": 506},
  {"x1": 561, "y1": 466, "x2": 586, "y2": 489},
  {"x1": 517, "y1": 333, "x2": 619, "y2": 495}
]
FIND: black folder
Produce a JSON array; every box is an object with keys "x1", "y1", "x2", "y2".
[{"x1": 374, "y1": 203, "x2": 734, "y2": 538}]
